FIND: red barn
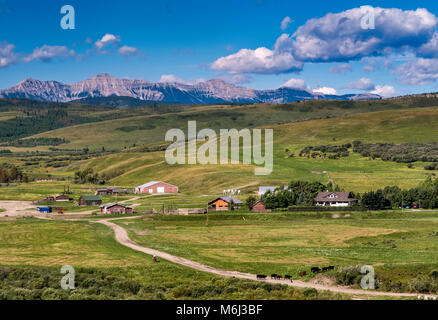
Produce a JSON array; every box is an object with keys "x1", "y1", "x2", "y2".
[
  {"x1": 251, "y1": 201, "x2": 267, "y2": 212},
  {"x1": 134, "y1": 181, "x2": 178, "y2": 194}
]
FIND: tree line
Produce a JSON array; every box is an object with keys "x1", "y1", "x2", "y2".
[
  {"x1": 0, "y1": 164, "x2": 28, "y2": 183},
  {"x1": 246, "y1": 177, "x2": 438, "y2": 210}
]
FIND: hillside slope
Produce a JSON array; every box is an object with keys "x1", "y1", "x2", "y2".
[{"x1": 60, "y1": 107, "x2": 438, "y2": 193}]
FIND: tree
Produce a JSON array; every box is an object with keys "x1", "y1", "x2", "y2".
[
  {"x1": 245, "y1": 196, "x2": 258, "y2": 210},
  {"x1": 361, "y1": 190, "x2": 390, "y2": 209}
]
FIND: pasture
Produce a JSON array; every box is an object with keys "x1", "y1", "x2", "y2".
[
  {"x1": 0, "y1": 218, "x2": 349, "y2": 299},
  {"x1": 117, "y1": 211, "x2": 438, "y2": 291}
]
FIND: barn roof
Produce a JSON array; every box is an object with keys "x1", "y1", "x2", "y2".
[
  {"x1": 80, "y1": 195, "x2": 102, "y2": 201},
  {"x1": 135, "y1": 181, "x2": 176, "y2": 189},
  {"x1": 208, "y1": 196, "x2": 243, "y2": 205},
  {"x1": 315, "y1": 192, "x2": 357, "y2": 202},
  {"x1": 100, "y1": 203, "x2": 132, "y2": 209}
]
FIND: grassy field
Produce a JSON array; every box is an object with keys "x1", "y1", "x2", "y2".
[
  {"x1": 57, "y1": 107, "x2": 438, "y2": 193},
  {"x1": 117, "y1": 211, "x2": 438, "y2": 292},
  {"x1": 21, "y1": 99, "x2": 438, "y2": 150},
  {"x1": 0, "y1": 218, "x2": 349, "y2": 299}
]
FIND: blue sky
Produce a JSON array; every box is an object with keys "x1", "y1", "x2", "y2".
[{"x1": 1, "y1": 0, "x2": 438, "y2": 97}]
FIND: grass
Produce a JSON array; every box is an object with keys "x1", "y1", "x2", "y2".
[
  {"x1": 0, "y1": 218, "x2": 349, "y2": 299},
  {"x1": 117, "y1": 211, "x2": 438, "y2": 292}
]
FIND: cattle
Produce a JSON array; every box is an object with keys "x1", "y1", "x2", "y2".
[
  {"x1": 322, "y1": 266, "x2": 335, "y2": 272},
  {"x1": 256, "y1": 274, "x2": 267, "y2": 280},
  {"x1": 270, "y1": 274, "x2": 277, "y2": 279},
  {"x1": 284, "y1": 275, "x2": 292, "y2": 282},
  {"x1": 311, "y1": 267, "x2": 321, "y2": 273},
  {"x1": 299, "y1": 271, "x2": 307, "y2": 277},
  {"x1": 275, "y1": 275, "x2": 282, "y2": 280}
]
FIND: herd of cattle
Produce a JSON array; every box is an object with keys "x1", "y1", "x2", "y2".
[{"x1": 256, "y1": 266, "x2": 335, "y2": 282}]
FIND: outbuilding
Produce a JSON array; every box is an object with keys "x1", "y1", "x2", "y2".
[
  {"x1": 208, "y1": 196, "x2": 243, "y2": 212},
  {"x1": 100, "y1": 203, "x2": 133, "y2": 214},
  {"x1": 78, "y1": 195, "x2": 102, "y2": 206},
  {"x1": 251, "y1": 201, "x2": 267, "y2": 212},
  {"x1": 55, "y1": 194, "x2": 70, "y2": 201},
  {"x1": 135, "y1": 181, "x2": 178, "y2": 194}
]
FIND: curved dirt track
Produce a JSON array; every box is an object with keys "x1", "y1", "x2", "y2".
[{"x1": 97, "y1": 218, "x2": 424, "y2": 298}]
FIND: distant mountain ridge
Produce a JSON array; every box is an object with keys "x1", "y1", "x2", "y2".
[{"x1": 0, "y1": 73, "x2": 381, "y2": 104}]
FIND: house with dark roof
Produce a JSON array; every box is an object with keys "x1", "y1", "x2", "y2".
[
  {"x1": 95, "y1": 187, "x2": 128, "y2": 195},
  {"x1": 100, "y1": 203, "x2": 133, "y2": 214},
  {"x1": 78, "y1": 195, "x2": 102, "y2": 206},
  {"x1": 315, "y1": 192, "x2": 358, "y2": 207},
  {"x1": 208, "y1": 196, "x2": 243, "y2": 212},
  {"x1": 134, "y1": 181, "x2": 178, "y2": 194}
]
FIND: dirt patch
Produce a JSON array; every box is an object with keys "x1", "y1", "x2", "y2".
[
  {"x1": 311, "y1": 170, "x2": 322, "y2": 174},
  {"x1": 308, "y1": 274, "x2": 336, "y2": 286}
]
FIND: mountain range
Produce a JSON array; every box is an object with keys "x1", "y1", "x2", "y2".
[{"x1": 0, "y1": 74, "x2": 381, "y2": 105}]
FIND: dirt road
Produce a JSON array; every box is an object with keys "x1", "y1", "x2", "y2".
[{"x1": 97, "y1": 218, "x2": 425, "y2": 298}]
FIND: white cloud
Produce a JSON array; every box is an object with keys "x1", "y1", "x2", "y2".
[
  {"x1": 211, "y1": 34, "x2": 303, "y2": 74},
  {"x1": 292, "y1": 7, "x2": 437, "y2": 62},
  {"x1": 280, "y1": 16, "x2": 292, "y2": 31},
  {"x1": 371, "y1": 85, "x2": 395, "y2": 97},
  {"x1": 211, "y1": 7, "x2": 438, "y2": 75},
  {"x1": 346, "y1": 78, "x2": 375, "y2": 90},
  {"x1": 118, "y1": 45, "x2": 141, "y2": 57},
  {"x1": 418, "y1": 32, "x2": 438, "y2": 58},
  {"x1": 0, "y1": 42, "x2": 18, "y2": 68},
  {"x1": 23, "y1": 45, "x2": 75, "y2": 63},
  {"x1": 158, "y1": 74, "x2": 205, "y2": 85},
  {"x1": 393, "y1": 58, "x2": 438, "y2": 85},
  {"x1": 95, "y1": 34, "x2": 121, "y2": 50},
  {"x1": 281, "y1": 78, "x2": 309, "y2": 90},
  {"x1": 159, "y1": 74, "x2": 185, "y2": 83},
  {"x1": 219, "y1": 74, "x2": 254, "y2": 84},
  {"x1": 313, "y1": 86, "x2": 337, "y2": 95},
  {"x1": 328, "y1": 63, "x2": 352, "y2": 74}
]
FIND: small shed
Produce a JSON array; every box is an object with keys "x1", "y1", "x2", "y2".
[
  {"x1": 79, "y1": 195, "x2": 102, "y2": 206},
  {"x1": 55, "y1": 194, "x2": 70, "y2": 201},
  {"x1": 251, "y1": 201, "x2": 267, "y2": 212}
]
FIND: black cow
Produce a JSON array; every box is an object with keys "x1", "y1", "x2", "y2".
[
  {"x1": 311, "y1": 267, "x2": 321, "y2": 273},
  {"x1": 328, "y1": 266, "x2": 335, "y2": 270},
  {"x1": 270, "y1": 274, "x2": 277, "y2": 279},
  {"x1": 257, "y1": 274, "x2": 267, "y2": 280},
  {"x1": 284, "y1": 275, "x2": 292, "y2": 282},
  {"x1": 322, "y1": 267, "x2": 330, "y2": 272}
]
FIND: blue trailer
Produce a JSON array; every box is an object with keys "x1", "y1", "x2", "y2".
[{"x1": 37, "y1": 206, "x2": 52, "y2": 213}]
